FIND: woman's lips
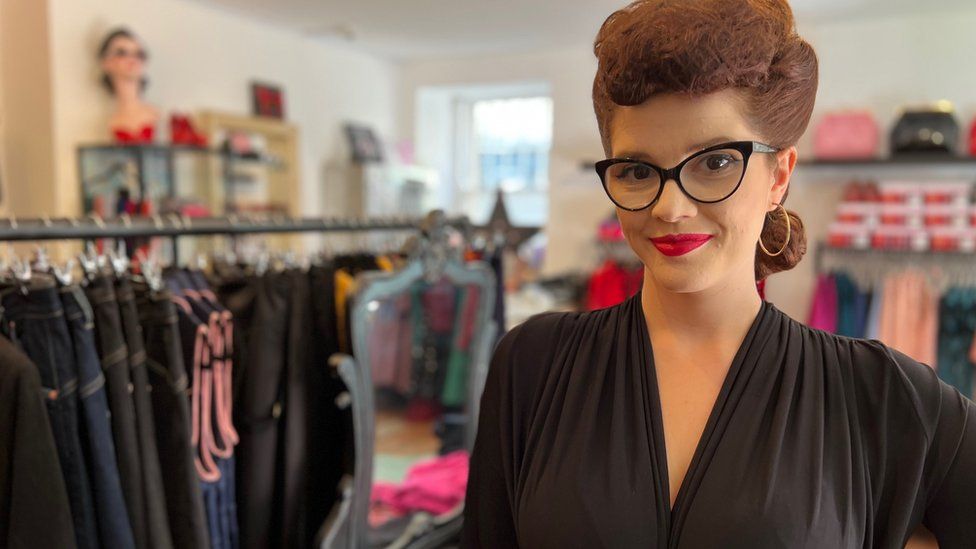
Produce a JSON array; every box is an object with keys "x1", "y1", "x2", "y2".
[{"x1": 649, "y1": 234, "x2": 713, "y2": 257}]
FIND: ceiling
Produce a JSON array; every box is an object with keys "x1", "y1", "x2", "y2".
[{"x1": 186, "y1": 0, "x2": 975, "y2": 61}]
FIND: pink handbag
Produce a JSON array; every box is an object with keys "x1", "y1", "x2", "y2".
[{"x1": 813, "y1": 111, "x2": 879, "y2": 159}]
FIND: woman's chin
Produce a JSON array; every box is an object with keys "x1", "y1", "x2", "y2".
[{"x1": 646, "y1": 262, "x2": 712, "y2": 294}]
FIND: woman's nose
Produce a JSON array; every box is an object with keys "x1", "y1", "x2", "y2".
[{"x1": 651, "y1": 178, "x2": 697, "y2": 223}]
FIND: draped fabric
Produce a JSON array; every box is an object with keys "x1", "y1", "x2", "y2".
[{"x1": 462, "y1": 292, "x2": 976, "y2": 548}]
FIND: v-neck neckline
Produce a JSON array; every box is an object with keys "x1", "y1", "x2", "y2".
[{"x1": 634, "y1": 293, "x2": 770, "y2": 547}]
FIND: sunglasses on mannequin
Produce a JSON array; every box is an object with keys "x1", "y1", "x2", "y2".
[{"x1": 109, "y1": 47, "x2": 148, "y2": 61}]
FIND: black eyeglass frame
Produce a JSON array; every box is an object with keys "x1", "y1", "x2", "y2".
[{"x1": 594, "y1": 140, "x2": 780, "y2": 211}]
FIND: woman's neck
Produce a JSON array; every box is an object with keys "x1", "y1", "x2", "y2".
[
  {"x1": 112, "y1": 77, "x2": 143, "y2": 109},
  {"x1": 640, "y1": 266, "x2": 762, "y2": 357}
]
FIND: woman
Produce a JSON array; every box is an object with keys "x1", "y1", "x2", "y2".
[
  {"x1": 461, "y1": 1, "x2": 976, "y2": 547},
  {"x1": 99, "y1": 28, "x2": 159, "y2": 144}
]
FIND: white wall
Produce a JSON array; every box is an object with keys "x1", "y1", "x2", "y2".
[
  {"x1": 400, "y1": 6, "x2": 976, "y2": 320},
  {"x1": 46, "y1": 0, "x2": 398, "y2": 219},
  {"x1": 400, "y1": 46, "x2": 609, "y2": 277}
]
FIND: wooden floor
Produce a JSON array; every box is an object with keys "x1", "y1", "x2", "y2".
[{"x1": 375, "y1": 410, "x2": 440, "y2": 455}]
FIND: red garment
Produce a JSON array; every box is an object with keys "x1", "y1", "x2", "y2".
[
  {"x1": 586, "y1": 260, "x2": 643, "y2": 311},
  {"x1": 113, "y1": 124, "x2": 155, "y2": 144},
  {"x1": 370, "y1": 450, "x2": 469, "y2": 525}
]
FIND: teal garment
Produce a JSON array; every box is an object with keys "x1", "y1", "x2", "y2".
[
  {"x1": 834, "y1": 273, "x2": 871, "y2": 339},
  {"x1": 936, "y1": 288, "x2": 976, "y2": 398}
]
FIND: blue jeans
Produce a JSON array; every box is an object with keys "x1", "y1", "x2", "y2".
[
  {"x1": 201, "y1": 456, "x2": 239, "y2": 549},
  {"x1": 2, "y1": 277, "x2": 100, "y2": 549},
  {"x1": 61, "y1": 285, "x2": 136, "y2": 549}
]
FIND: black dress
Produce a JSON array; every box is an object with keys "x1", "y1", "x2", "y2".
[{"x1": 461, "y1": 292, "x2": 976, "y2": 548}]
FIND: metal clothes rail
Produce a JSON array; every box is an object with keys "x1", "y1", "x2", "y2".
[{"x1": 0, "y1": 213, "x2": 471, "y2": 242}]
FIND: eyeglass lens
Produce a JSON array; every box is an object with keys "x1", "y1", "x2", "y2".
[{"x1": 603, "y1": 148, "x2": 745, "y2": 208}]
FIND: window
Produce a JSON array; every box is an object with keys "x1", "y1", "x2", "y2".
[
  {"x1": 414, "y1": 84, "x2": 553, "y2": 228},
  {"x1": 455, "y1": 95, "x2": 553, "y2": 227},
  {"x1": 472, "y1": 97, "x2": 552, "y2": 193}
]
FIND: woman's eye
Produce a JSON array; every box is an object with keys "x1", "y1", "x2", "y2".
[
  {"x1": 622, "y1": 164, "x2": 652, "y2": 180},
  {"x1": 704, "y1": 154, "x2": 733, "y2": 171}
]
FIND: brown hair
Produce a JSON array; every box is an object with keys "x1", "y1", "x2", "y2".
[
  {"x1": 592, "y1": 0, "x2": 817, "y2": 280},
  {"x1": 98, "y1": 28, "x2": 149, "y2": 94}
]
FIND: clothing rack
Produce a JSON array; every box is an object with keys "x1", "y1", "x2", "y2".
[
  {"x1": 0, "y1": 214, "x2": 471, "y2": 242},
  {"x1": 814, "y1": 241, "x2": 976, "y2": 289}
]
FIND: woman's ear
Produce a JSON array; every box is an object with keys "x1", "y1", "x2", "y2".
[{"x1": 769, "y1": 145, "x2": 797, "y2": 210}]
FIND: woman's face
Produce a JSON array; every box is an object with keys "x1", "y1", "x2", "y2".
[
  {"x1": 608, "y1": 89, "x2": 796, "y2": 295},
  {"x1": 101, "y1": 35, "x2": 146, "y2": 83}
]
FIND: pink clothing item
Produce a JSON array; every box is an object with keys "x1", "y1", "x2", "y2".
[
  {"x1": 970, "y1": 330, "x2": 976, "y2": 365},
  {"x1": 807, "y1": 274, "x2": 838, "y2": 333},
  {"x1": 876, "y1": 271, "x2": 939, "y2": 368},
  {"x1": 370, "y1": 450, "x2": 469, "y2": 521},
  {"x1": 368, "y1": 294, "x2": 414, "y2": 394}
]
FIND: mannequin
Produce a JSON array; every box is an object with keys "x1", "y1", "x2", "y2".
[{"x1": 99, "y1": 28, "x2": 159, "y2": 144}]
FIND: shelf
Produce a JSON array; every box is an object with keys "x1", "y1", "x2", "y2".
[
  {"x1": 796, "y1": 155, "x2": 976, "y2": 181},
  {"x1": 798, "y1": 155, "x2": 976, "y2": 168},
  {"x1": 818, "y1": 243, "x2": 975, "y2": 257},
  {"x1": 77, "y1": 143, "x2": 281, "y2": 165}
]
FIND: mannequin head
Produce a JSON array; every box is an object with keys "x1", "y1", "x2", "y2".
[
  {"x1": 592, "y1": 0, "x2": 817, "y2": 293},
  {"x1": 99, "y1": 28, "x2": 148, "y2": 95}
]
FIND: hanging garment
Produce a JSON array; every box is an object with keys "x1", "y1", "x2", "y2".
[
  {"x1": 408, "y1": 281, "x2": 456, "y2": 420},
  {"x1": 864, "y1": 278, "x2": 884, "y2": 340},
  {"x1": 60, "y1": 285, "x2": 136, "y2": 549},
  {"x1": 167, "y1": 270, "x2": 239, "y2": 549},
  {"x1": 806, "y1": 273, "x2": 838, "y2": 333},
  {"x1": 489, "y1": 250, "x2": 506, "y2": 337},
  {"x1": 0, "y1": 334, "x2": 77, "y2": 549},
  {"x1": 84, "y1": 274, "x2": 149, "y2": 549},
  {"x1": 971, "y1": 330, "x2": 976, "y2": 366},
  {"x1": 134, "y1": 282, "x2": 211, "y2": 549},
  {"x1": 462, "y1": 292, "x2": 976, "y2": 547},
  {"x1": 833, "y1": 272, "x2": 870, "y2": 338},
  {"x1": 2, "y1": 277, "x2": 100, "y2": 549},
  {"x1": 442, "y1": 286, "x2": 482, "y2": 408},
  {"x1": 877, "y1": 271, "x2": 940, "y2": 367},
  {"x1": 280, "y1": 269, "x2": 313, "y2": 549},
  {"x1": 304, "y1": 262, "x2": 349, "y2": 548},
  {"x1": 368, "y1": 293, "x2": 414, "y2": 395},
  {"x1": 115, "y1": 275, "x2": 174, "y2": 549},
  {"x1": 586, "y1": 260, "x2": 643, "y2": 311},
  {"x1": 936, "y1": 288, "x2": 976, "y2": 398},
  {"x1": 222, "y1": 271, "x2": 291, "y2": 549}
]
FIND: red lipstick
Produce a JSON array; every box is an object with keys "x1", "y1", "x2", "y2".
[{"x1": 649, "y1": 234, "x2": 713, "y2": 257}]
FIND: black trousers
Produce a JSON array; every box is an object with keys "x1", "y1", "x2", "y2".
[
  {"x1": 233, "y1": 272, "x2": 290, "y2": 549},
  {"x1": 305, "y1": 264, "x2": 349, "y2": 547},
  {"x1": 135, "y1": 282, "x2": 211, "y2": 549},
  {"x1": 85, "y1": 274, "x2": 148, "y2": 549},
  {"x1": 115, "y1": 276, "x2": 174, "y2": 549}
]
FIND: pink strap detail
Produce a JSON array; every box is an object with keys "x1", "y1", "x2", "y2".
[
  {"x1": 197, "y1": 368, "x2": 221, "y2": 482},
  {"x1": 207, "y1": 311, "x2": 234, "y2": 459},
  {"x1": 189, "y1": 323, "x2": 220, "y2": 481}
]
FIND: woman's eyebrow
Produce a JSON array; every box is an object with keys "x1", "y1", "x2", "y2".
[
  {"x1": 685, "y1": 136, "x2": 737, "y2": 153},
  {"x1": 614, "y1": 136, "x2": 738, "y2": 163}
]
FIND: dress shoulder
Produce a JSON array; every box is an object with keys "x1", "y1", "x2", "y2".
[
  {"x1": 772, "y1": 307, "x2": 959, "y2": 439},
  {"x1": 839, "y1": 333, "x2": 966, "y2": 443}
]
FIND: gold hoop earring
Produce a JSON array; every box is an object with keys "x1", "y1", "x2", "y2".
[{"x1": 759, "y1": 203, "x2": 791, "y2": 257}]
